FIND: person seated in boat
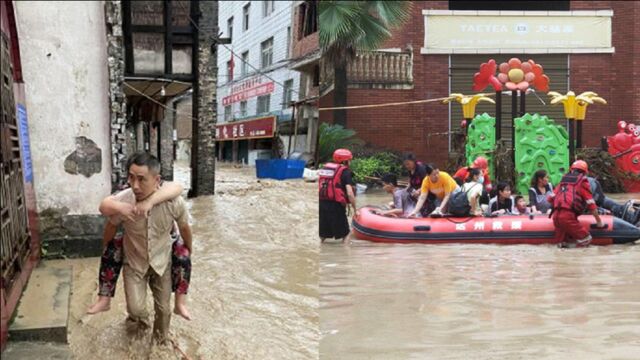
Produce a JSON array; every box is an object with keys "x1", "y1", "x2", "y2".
[
  {"x1": 586, "y1": 176, "x2": 640, "y2": 224},
  {"x1": 548, "y1": 160, "x2": 604, "y2": 248},
  {"x1": 459, "y1": 168, "x2": 484, "y2": 216},
  {"x1": 407, "y1": 164, "x2": 460, "y2": 217},
  {"x1": 373, "y1": 174, "x2": 416, "y2": 217},
  {"x1": 453, "y1": 156, "x2": 493, "y2": 192},
  {"x1": 487, "y1": 181, "x2": 516, "y2": 215},
  {"x1": 454, "y1": 156, "x2": 492, "y2": 208},
  {"x1": 402, "y1": 153, "x2": 433, "y2": 216},
  {"x1": 528, "y1": 170, "x2": 554, "y2": 215},
  {"x1": 513, "y1": 195, "x2": 532, "y2": 215}
]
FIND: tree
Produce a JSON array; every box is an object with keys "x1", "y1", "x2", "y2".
[{"x1": 319, "y1": 1, "x2": 412, "y2": 127}]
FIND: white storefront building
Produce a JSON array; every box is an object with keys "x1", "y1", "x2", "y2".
[{"x1": 216, "y1": 0, "x2": 303, "y2": 164}]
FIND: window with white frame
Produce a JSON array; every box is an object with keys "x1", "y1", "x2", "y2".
[
  {"x1": 282, "y1": 79, "x2": 293, "y2": 109},
  {"x1": 224, "y1": 105, "x2": 232, "y2": 121},
  {"x1": 242, "y1": 3, "x2": 250, "y2": 31},
  {"x1": 262, "y1": 0, "x2": 275, "y2": 17},
  {"x1": 241, "y1": 51, "x2": 249, "y2": 76},
  {"x1": 257, "y1": 95, "x2": 270, "y2": 114},
  {"x1": 260, "y1": 37, "x2": 273, "y2": 69},
  {"x1": 240, "y1": 101, "x2": 247, "y2": 117}
]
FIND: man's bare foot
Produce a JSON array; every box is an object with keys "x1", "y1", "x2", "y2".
[
  {"x1": 87, "y1": 296, "x2": 111, "y2": 314},
  {"x1": 173, "y1": 294, "x2": 191, "y2": 320}
]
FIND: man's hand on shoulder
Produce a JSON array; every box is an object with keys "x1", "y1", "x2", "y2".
[
  {"x1": 134, "y1": 199, "x2": 153, "y2": 218},
  {"x1": 118, "y1": 202, "x2": 137, "y2": 222}
]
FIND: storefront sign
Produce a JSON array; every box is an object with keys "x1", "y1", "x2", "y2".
[
  {"x1": 16, "y1": 104, "x2": 33, "y2": 183},
  {"x1": 421, "y1": 10, "x2": 613, "y2": 54},
  {"x1": 215, "y1": 115, "x2": 276, "y2": 141},
  {"x1": 222, "y1": 76, "x2": 275, "y2": 106}
]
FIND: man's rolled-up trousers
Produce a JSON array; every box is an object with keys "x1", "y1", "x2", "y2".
[{"x1": 123, "y1": 263, "x2": 172, "y2": 341}]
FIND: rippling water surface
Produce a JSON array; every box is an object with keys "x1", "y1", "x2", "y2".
[{"x1": 320, "y1": 191, "x2": 640, "y2": 360}]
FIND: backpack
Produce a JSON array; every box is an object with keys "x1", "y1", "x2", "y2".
[
  {"x1": 318, "y1": 163, "x2": 349, "y2": 204},
  {"x1": 553, "y1": 172, "x2": 588, "y2": 214},
  {"x1": 448, "y1": 183, "x2": 480, "y2": 216}
]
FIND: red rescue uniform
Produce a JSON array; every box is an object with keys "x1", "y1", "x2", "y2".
[{"x1": 549, "y1": 173, "x2": 597, "y2": 243}]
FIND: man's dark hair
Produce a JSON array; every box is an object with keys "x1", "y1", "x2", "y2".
[
  {"x1": 467, "y1": 168, "x2": 481, "y2": 181},
  {"x1": 126, "y1": 151, "x2": 161, "y2": 174},
  {"x1": 402, "y1": 153, "x2": 417, "y2": 162},
  {"x1": 381, "y1": 173, "x2": 398, "y2": 187},
  {"x1": 424, "y1": 164, "x2": 437, "y2": 175},
  {"x1": 514, "y1": 195, "x2": 524, "y2": 203},
  {"x1": 496, "y1": 180, "x2": 512, "y2": 193}
]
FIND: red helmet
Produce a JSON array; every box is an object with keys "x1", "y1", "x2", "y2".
[
  {"x1": 333, "y1": 148, "x2": 353, "y2": 163},
  {"x1": 473, "y1": 156, "x2": 488, "y2": 170},
  {"x1": 570, "y1": 160, "x2": 588, "y2": 173}
]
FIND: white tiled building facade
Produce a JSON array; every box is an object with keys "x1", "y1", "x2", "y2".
[{"x1": 217, "y1": 1, "x2": 300, "y2": 125}]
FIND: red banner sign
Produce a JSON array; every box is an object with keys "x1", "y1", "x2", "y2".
[
  {"x1": 222, "y1": 76, "x2": 275, "y2": 106},
  {"x1": 215, "y1": 116, "x2": 276, "y2": 141}
]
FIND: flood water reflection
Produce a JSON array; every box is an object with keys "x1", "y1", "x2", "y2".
[{"x1": 320, "y1": 190, "x2": 640, "y2": 359}]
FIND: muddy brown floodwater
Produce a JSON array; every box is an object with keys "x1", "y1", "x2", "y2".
[
  {"x1": 321, "y1": 190, "x2": 640, "y2": 360},
  {"x1": 64, "y1": 162, "x2": 319, "y2": 359}
]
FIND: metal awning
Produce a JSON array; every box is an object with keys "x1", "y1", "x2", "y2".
[{"x1": 123, "y1": 77, "x2": 192, "y2": 99}]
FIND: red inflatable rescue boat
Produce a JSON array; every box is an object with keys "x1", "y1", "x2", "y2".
[{"x1": 352, "y1": 206, "x2": 640, "y2": 245}]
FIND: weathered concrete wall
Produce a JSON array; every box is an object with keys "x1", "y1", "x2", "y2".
[{"x1": 15, "y1": 1, "x2": 112, "y2": 256}]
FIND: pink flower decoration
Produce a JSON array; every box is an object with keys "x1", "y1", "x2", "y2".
[
  {"x1": 496, "y1": 58, "x2": 550, "y2": 92},
  {"x1": 472, "y1": 59, "x2": 503, "y2": 92}
]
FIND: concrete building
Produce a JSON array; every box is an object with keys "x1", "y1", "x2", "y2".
[
  {"x1": 1, "y1": 0, "x2": 220, "y2": 349},
  {"x1": 216, "y1": 0, "x2": 306, "y2": 164},
  {"x1": 13, "y1": 1, "x2": 115, "y2": 256},
  {"x1": 320, "y1": 1, "x2": 640, "y2": 168},
  {"x1": 289, "y1": 0, "x2": 320, "y2": 161}
]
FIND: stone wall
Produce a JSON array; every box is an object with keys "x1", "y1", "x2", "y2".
[
  {"x1": 192, "y1": 0, "x2": 218, "y2": 195},
  {"x1": 105, "y1": 0, "x2": 128, "y2": 189}
]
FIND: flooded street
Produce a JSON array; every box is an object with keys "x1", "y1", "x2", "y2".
[
  {"x1": 64, "y1": 162, "x2": 319, "y2": 359},
  {"x1": 320, "y1": 190, "x2": 640, "y2": 359}
]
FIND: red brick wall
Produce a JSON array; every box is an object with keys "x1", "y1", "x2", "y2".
[
  {"x1": 321, "y1": 1, "x2": 639, "y2": 166},
  {"x1": 291, "y1": 1, "x2": 319, "y2": 59},
  {"x1": 570, "y1": 1, "x2": 640, "y2": 146},
  {"x1": 320, "y1": 1, "x2": 451, "y2": 166}
]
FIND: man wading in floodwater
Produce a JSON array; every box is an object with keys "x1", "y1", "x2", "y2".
[{"x1": 112, "y1": 152, "x2": 192, "y2": 343}]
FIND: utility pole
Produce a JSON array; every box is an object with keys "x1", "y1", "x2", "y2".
[{"x1": 190, "y1": 0, "x2": 229, "y2": 197}]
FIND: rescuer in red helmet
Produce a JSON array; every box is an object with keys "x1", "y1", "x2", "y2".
[
  {"x1": 318, "y1": 148, "x2": 357, "y2": 243},
  {"x1": 548, "y1": 160, "x2": 605, "y2": 248}
]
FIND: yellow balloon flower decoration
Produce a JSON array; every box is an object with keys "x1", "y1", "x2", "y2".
[
  {"x1": 547, "y1": 91, "x2": 606, "y2": 120},
  {"x1": 443, "y1": 93, "x2": 495, "y2": 119}
]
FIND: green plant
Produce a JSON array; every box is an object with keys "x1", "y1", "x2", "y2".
[
  {"x1": 318, "y1": 123, "x2": 364, "y2": 163},
  {"x1": 350, "y1": 151, "x2": 404, "y2": 184}
]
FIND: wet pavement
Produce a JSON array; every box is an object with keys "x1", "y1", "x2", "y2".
[
  {"x1": 320, "y1": 190, "x2": 640, "y2": 360},
  {"x1": 50, "y1": 162, "x2": 318, "y2": 359}
]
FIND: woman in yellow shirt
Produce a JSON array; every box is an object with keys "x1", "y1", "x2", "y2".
[{"x1": 408, "y1": 164, "x2": 460, "y2": 217}]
